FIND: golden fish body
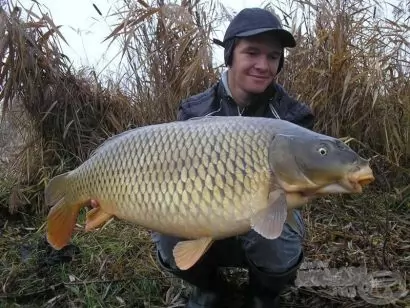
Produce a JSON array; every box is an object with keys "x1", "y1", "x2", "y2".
[
  {"x1": 70, "y1": 116, "x2": 273, "y2": 238},
  {"x1": 45, "y1": 116, "x2": 374, "y2": 270}
]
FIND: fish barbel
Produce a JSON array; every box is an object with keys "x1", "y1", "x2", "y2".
[{"x1": 45, "y1": 116, "x2": 374, "y2": 270}]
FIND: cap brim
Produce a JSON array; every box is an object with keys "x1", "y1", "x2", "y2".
[{"x1": 236, "y1": 28, "x2": 296, "y2": 48}]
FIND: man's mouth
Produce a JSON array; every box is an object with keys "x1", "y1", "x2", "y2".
[{"x1": 249, "y1": 75, "x2": 270, "y2": 80}]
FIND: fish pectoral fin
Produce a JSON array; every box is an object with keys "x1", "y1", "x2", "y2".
[
  {"x1": 250, "y1": 190, "x2": 287, "y2": 240},
  {"x1": 85, "y1": 206, "x2": 114, "y2": 231},
  {"x1": 173, "y1": 237, "x2": 214, "y2": 270}
]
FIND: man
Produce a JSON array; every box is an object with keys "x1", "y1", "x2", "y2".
[{"x1": 151, "y1": 7, "x2": 315, "y2": 308}]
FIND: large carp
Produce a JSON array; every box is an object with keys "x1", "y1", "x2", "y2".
[{"x1": 45, "y1": 116, "x2": 374, "y2": 270}]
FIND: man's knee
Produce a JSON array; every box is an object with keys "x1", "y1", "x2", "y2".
[
  {"x1": 241, "y1": 210, "x2": 305, "y2": 274},
  {"x1": 151, "y1": 232, "x2": 244, "y2": 270},
  {"x1": 151, "y1": 232, "x2": 182, "y2": 270}
]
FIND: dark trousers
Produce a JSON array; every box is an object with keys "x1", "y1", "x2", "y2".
[{"x1": 151, "y1": 209, "x2": 305, "y2": 275}]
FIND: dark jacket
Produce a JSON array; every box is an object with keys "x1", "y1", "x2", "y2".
[{"x1": 177, "y1": 80, "x2": 315, "y2": 130}]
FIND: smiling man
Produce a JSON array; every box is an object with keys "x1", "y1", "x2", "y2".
[
  {"x1": 223, "y1": 33, "x2": 284, "y2": 109},
  {"x1": 151, "y1": 7, "x2": 315, "y2": 308}
]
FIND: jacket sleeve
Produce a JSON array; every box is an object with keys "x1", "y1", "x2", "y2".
[
  {"x1": 176, "y1": 100, "x2": 191, "y2": 121},
  {"x1": 287, "y1": 98, "x2": 315, "y2": 130},
  {"x1": 275, "y1": 84, "x2": 315, "y2": 130},
  {"x1": 176, "y1": 85, "x2": 218, "y2": 121}
]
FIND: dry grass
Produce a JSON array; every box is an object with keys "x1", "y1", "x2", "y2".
[
  {"x1": 0, "y1": 0, "x2": 224, "y2": 215},
  {"x1": 103, "y1": 0, "x2": 225, "y2": 124},
  {"x1": 274, "y1": 0, "x2": 410, "y2": 167},
  {"x1": 0, "y1": 213, "x2": 178, "y2": 308},
  {"x1": 0, "y1": 0, "x2": 409, "y2": 307},
  {"x1": 0, "y1": 3, "x2": 141, "y2": 213}
]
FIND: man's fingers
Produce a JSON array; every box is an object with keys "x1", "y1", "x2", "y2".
[
  {"x1": 286, "y1": 192, "x2": 322, "y2": 207},
  {"x1": 286, "y1": 193, "x2": 309, "y2": 207}
]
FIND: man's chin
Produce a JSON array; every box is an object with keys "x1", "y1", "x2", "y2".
[
  {"x1": 245, "y1": 85, "x2": 270, "y2": 94},
  {"x1": 244, "y1": 78, "x2": 272, "y2": 93}
]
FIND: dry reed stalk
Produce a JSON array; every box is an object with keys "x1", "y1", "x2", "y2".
[
  {"x1": 0, "y1": 2, "x2": 408, "y2": 307},
  {"x1": 0, "y1": 2, "x2": 138, "y2": 213},
  {"x1": 272, "y1": 0, "x2": 410, "y2": 169},
  {"x1": 0, "y1": 0, "x2": 409, "y2": 209},
  {"x1": 103, "y1": 0, "x2": 224, "y2": 125},
  {"x1": 0, "y1": 0, "x2": 226, "y2": 214}
]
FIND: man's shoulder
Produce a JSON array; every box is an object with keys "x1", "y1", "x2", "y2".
[
  {"x1": 177, "y1": 83, "x2": 219, "y2": 120},
  {"x1": 273, "y1": 83, "x2": 315, "y2": 129}
]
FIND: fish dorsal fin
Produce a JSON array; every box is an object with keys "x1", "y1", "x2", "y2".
[
  {"x1": 89, "y1": 126, "x2": 148, "y2": 158},
  {"x1": 89, "y1": 120, "x2": 184, "y2": 158},
  {"x1": 89, "y1": 129, "x2": 132, "y2": 157},
  {"x1": 187, "y1": 115, "x2": 225, "y2": 121}
]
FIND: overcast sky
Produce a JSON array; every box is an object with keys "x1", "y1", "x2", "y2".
[
  {"x1": 17, "y1": 0, "x2": 270, "y2": 75},
  {"x1": 17, "y1": 0, "x2": 400, "y2": 77}
]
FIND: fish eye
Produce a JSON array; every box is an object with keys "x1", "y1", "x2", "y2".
[{"x1": 318, "y1": 147, "x2": 328, "y2": 156}]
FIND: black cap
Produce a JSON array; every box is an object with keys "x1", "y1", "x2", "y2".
[{"x1": 215, "y1": 8, "x2": 296, "y2": 48}]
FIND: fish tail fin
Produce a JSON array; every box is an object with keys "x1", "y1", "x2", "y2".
[{"x1": 45, "y1": 172, "x2": 86, "y2": 250}]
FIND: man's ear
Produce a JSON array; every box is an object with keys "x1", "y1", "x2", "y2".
[
  {"x1": 277, "y1": 53, "x2": 284, "y2": 74},
  {"x1": 224, "y1": 38, "x2": 237, "y2": 66}
]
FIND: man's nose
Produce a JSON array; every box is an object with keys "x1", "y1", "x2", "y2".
[{"x1": 254, "y1": 56, "x2": 269, "y2": 70}]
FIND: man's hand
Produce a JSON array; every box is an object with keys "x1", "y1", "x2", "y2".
[
  {"x1": 90, "y1": 200, "x2": 99, "y2": 208},
  {"x1": 286, "y1": 192, "x2": 319, "y2": 208}
]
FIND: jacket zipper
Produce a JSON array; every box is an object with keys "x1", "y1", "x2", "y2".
[{"x1": 237, "y1": 102, "x2": 280, "y2": 119}]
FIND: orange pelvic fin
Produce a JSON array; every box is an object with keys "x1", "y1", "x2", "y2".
[
  {"x1": 85, "y1": 206, "x2": 113, "y2": 231},
  {"x1": 173, "y1": 237, "x2": 214, "y2": 270}
]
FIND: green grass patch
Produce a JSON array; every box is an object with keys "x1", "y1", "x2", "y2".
[{"x1": 1, "y1": 191, "x2": 408, "y2": 307}]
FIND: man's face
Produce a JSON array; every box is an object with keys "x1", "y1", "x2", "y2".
[{"x1": 229, "y1": 33, "x2": 283, "y2": 94}]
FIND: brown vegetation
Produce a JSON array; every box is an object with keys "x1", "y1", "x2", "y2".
[
  {"x1": 0, "y1": 0, "x2": 409, "y2": 307},
  {"x1": 276, "y1": 0, "x2": 410, "y2": 167}
]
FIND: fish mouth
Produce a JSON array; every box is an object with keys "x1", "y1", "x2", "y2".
[
  {"x1": 344, "y1": 165, "x2": 375, "y2": 193},
  {"x1": 275, "y1": 164, "x2": 374, "y2": 197},
  {"x1": 294, "y1": 165, "x2": 375, "y2": 196}
]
